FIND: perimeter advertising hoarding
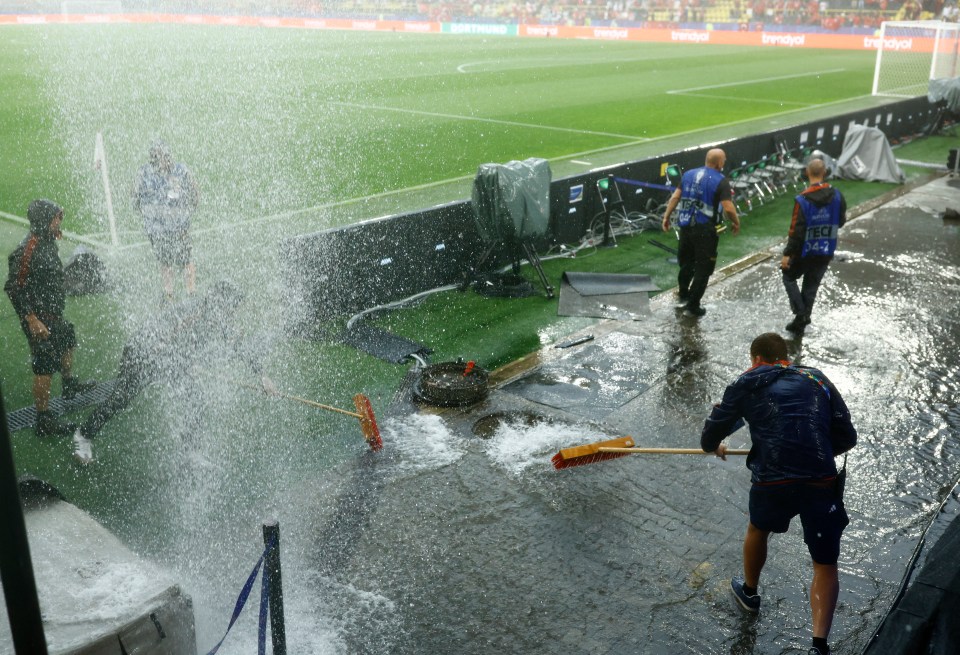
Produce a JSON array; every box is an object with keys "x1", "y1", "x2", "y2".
[
  {"x1": 519, "y1": 24, "x2": 934, "y2": 52},
  {"x1": 0, "y1": 14, "x2": 935, "y2": 52}
]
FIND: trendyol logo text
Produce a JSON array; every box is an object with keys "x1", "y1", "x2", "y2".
[
  {"x1": 525, "y1": 25, "x2": 559, "y2": 37},
  {"x1": 671, "y1": 31, "x2": 710, "y2": 43},
  {"x1": 863, "y1": 36, "x2": 914, "y2": 50},
  {"x1": 761, "y1": 33, "x2": 806, "y2": 47},
  {"x1": 593, "y1": 28, "x2": 629, "y2": 39}
]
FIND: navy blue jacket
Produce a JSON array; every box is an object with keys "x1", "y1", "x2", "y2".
[{"x1": 701, "y1": 363, "x2": 857, "y2": 483}]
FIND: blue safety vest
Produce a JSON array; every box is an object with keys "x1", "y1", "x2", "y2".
[
  {"x1": 676, "y1": 167, "x2": 724, "y2": 227},
  {"x1": 797, "y1": 190, "x2": 842, "y2": 258}
]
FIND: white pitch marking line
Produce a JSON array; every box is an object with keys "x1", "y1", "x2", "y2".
[
  {"x1": 330, "y1": 101, "x2": 648, "y2": 141},
  {"x1": 0, "y1": 210, "x2": 107, "y2": 249},
  {"x1": 571, "y1": 160, "x2": 593, "y2": 165},
  {"x1": 456, "y1": 61, "x2": 501, "y2": 73},
  {"x1": 667, "y1": 68, "x2": 847, "y2": 94},
  {"x1": 670, "y1": 92, "x2": 812, "y2": 106}
]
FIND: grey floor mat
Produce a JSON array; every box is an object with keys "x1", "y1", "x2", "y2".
[{"x1": 558, "y1": 272, "x2": 658, "y2": 320}]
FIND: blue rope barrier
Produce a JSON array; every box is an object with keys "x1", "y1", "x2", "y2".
[
  {"x1": 205, "y1": 535, "x2": 277, "y2": 655},
  {"x1": 613, "y1": 176, "x2": 675, "y2": 193},
  {"x1": 258, "y1": 561, "x2": 270, "y2": 655}
]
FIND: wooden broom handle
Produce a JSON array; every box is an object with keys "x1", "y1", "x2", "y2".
[
  {"x1": 599, "y1": 447, "x2": 749, "y2": 455},
  {"x1": 283, "y1": 393, "x2": 362, "y2": 419},
  {"x1": 238, "y1": 382, "x2": 362, "y2": 419}
]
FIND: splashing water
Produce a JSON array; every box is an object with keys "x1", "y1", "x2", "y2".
[
  {"x1": 381, "y1": 413, "x2": 465, "y2": 475},
  {"x1": 483, "y1": 417, "x2": 609, "y2": 476}
]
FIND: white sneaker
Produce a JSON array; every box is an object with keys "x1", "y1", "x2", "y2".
[{"x1": 72, "y1": 429, "x2": 94, "y2": 465}]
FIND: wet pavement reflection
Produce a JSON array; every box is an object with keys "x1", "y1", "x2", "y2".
[{"x1": 300, "y1": 176, "x2": 960, "y2": 654}]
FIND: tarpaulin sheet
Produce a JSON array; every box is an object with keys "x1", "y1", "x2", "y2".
[
  {"x1": 472, "y1": 158, "x2": 551, "y2": 243},
  {"x1": 836, "y1": 124, "x2": 905, "y2": 184},
  {"x1": 339, "y1": 323, "x2": 431, "y2": 364},
  {"x1": 929, "y1": 77, "x2": 960, "y2": 114},
  {"x1": 557, "y1": 272, "x2": 658, "y2": 321}
]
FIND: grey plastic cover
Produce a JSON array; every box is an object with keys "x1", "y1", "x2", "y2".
[
  {"x1": 836, "y1": 124, "x2": 905, "y2": 184},
  {"x1": 471, "y1": 158, "x2": 551, "y2": 243},
  {"x1": 928, "y1": 77, "x2": 960, "y2": 113}
]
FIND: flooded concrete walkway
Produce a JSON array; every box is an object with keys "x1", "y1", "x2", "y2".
[{"x1": 293, "y1": 174, "x2": 960, "y2": 655}]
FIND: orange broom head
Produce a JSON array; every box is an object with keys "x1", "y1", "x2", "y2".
[
  {"x1": 353, "y1": 394, "x2": 383, "y2": 451},
  {"x1": 552, "y1": 436, "x2": 636, "y2": 470}
]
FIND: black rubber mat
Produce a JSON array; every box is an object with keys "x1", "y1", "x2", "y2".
[
  {"x1": 338, "y1": 323, "x2": 431, "y2": 364},
  {"x1": 562, "y1": 271, "x2": 660, "y2": 296}
]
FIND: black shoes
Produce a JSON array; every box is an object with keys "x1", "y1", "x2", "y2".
[
  {"x1": 785, "y1": 314, "x2": 811, "y2": 334},
  {"x1": 35, "y1": 411, "x2": 77, "y2": 439},
  {"x1": 63, "y1": 377, "x2": 97, "y2": 400},
  {"x1": 684, "y1": 303, "x2": 707, "y2": 317},
  {"x1": 730, "y1": 576, "x2": 761, "y2": 612}
]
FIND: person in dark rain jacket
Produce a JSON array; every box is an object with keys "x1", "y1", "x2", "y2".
[
  {"x1": 701, "y1": 332, "x2": 857, "y2": 655},
  {"x1": 5, "y1": 199, "x2": 95, "y2": 438}
]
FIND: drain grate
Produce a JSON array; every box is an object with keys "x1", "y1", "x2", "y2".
[{"x1": 5, "y1": 379, "x2": 118, "y2": 433}]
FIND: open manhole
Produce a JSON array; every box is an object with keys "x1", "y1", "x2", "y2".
[
  {"x1": 414, "y1": 360, "x2": 490, "y2": 407},
  {"x1": 472, "y1": 411, "x2": 551, "y2": 439}
]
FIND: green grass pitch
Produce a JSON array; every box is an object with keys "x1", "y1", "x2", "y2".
[{"x1": 0, "y1": 24, "x2": 879, "y2": 242}]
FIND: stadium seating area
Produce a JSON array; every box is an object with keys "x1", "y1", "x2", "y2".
[
  {"x1": 296, "y1": 0, "x2": 946, "y2": 28},
  {"x1": 6, "y1": 0, "x2": 954, "y2": 29}
]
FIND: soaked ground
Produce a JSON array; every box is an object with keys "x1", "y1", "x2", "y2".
[
  {"x1": 7, "y1": 176, "x2": 958, "y2": 655},
  {"x1": 247, "y1": 175, "x2": 960, "y2": 655}
]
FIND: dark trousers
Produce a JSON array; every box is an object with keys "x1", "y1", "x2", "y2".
[
  {"x1": 81, "y1": 346, "x2": 155, "y2": 438},
  {"x1": 782, "y1": 257, "x2": 830, "y2": 318},
  {"x1": 677, "y1": 225, "x2": 719, "y2": 308}
]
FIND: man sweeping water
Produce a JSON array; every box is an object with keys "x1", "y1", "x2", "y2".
[
  {"x1": 701, "y1": 332, "x2": 857, "y2": 655},
  {"x1": 71, "y1": 280, "x2": 275, "y2": 464}
]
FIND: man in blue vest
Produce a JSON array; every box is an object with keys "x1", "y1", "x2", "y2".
[
  {"x1": 781, "y1": 158, "x2": 846, "y2": 335},
  {"x1": 661, "y1": 148, "x2": 740, "y2": 317}
]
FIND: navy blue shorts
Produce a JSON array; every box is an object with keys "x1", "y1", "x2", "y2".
[
  {"x1": 749, "y1": 481, "x2": 849, "y2": 565},
  {"x1": 22, "y1": 317, "x2": 77, "y2": 376}
]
